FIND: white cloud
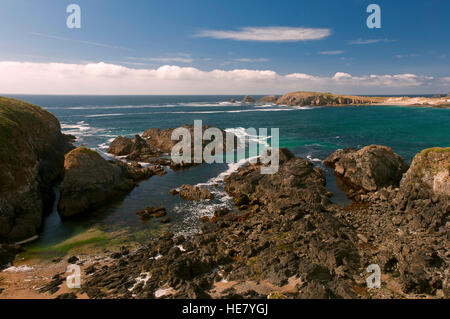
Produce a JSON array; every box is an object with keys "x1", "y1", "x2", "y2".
[
  {"x1": 232, "y1": 58, "x2": 269, "y2": 63},
  {"x1": 149, "y1": 57, "x2": 194, "y2": 63},
  {"x1": 395, "y1": 54, "x2": 418, "y2": 59},
  {"x1": 333, "y1": 72, "x2": 352, "y2": 80},
  {"x1": 0, "y1": 61, "x2": 446, "y2": 95},
  {"x1": 319, "y1": 50, "x2": 344, "y2": 55},
  {"x1": 348, "y1": 38, "x2": 395, "y2": 45},
  {"x1": 195, "y1": 27, "x2": 331, "y2": 42},
  {"x1": 127, "y1": 56, "x2": 194, "y2": 63}
]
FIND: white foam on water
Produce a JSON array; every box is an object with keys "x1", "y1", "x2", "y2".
[
  {"x1": 61, "y1": 121, "x2": 106, "y2": 144},
  {"x1": 306, "y1": 155, "x2": 323, "y2": 163},
  {"x1": 178, "y1": 101, "x2": 242, "y2": 107},
  {"x1": 174, "y1": 126, "x2": 267, "y2": 236},
  {"x1": 98, "y1": 143, "x2": 109, "y2": 150},
  {"x1": 85, "y1": 113, "x2": 125, "y2": 118},
  {"x1": 174, "y1": 149, "x2": 260, "y2": 238},
  {"x1": 69, "y1": 104, "x2": 179, "y2": 110},
  {"x1": 174, "y1": 201, "x2": 231, "y2": 237},
  {"x1": 225, "y1": 127, "x2": 271, "y2": 149},
  {"x1": 254, "y1": 103, "x2": 276, "y2": 108}
]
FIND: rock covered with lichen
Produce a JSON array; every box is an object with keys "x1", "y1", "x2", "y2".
[
  {"x1": 58, "y1": 147, "x2": 138, "y2": 218},
  {"x1": 324, "y1": 145, "x2": 409, "y2": 196}
]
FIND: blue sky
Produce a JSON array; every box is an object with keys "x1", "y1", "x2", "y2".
[{"x1": 0, "y1": 0, "x2": 449, "y2": 94}]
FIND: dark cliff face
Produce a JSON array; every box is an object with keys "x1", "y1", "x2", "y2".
[{"x1": 0, "y1": 97, "x2": 73, "y2": 242}]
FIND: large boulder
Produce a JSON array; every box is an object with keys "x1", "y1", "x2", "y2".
[
  {"x1": 179, "y1": 184, "x2": 214, "y2": 201},
  {"x1": 225, "y1": 149, "x2": 332, "y2": 213},
  {"x1": 392, "y1": 147, "x2": 449, "y2": 229},
  {"x1": 0, "y1": 97, "x2": 73, "y2": 242},
  {"x1": 58, "y1": 147, "x2": 137, "y2": 218},
  {"x1": 399, "y1": 147, "x2": 449, "y2": 200},
  {"x1": 324, "y1": 145, "x2": 409, "y2": 194},
  {"x1": 106, "y1": 136, "x2": 134, "y2": 156},
  {"x1": 107, "y1": 134, "x2": 161, "y2": 162}
]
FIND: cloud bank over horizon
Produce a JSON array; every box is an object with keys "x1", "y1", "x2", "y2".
[{"x1": 0, "y1": 61, "x2": 448, "y2": 95}]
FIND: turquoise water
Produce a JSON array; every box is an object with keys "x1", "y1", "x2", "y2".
[{"x1": 6, "y1": 95, "x2": 450, "y2": 247}]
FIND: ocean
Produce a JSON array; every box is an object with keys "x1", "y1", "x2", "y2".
[{"x1": 6, "y1": 95, "x2": 450, "y2": 252}]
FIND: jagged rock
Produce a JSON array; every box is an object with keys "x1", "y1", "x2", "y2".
[
  {"x1": 241, "y1": 95, "x2": 255, "y2": 103},
  {"x1": 257, "y1": 95, "x2": 278, "y2": 104},
  {"x1": 64, "y1": 134, "x2": 77, "y2": 142},
  {"x1": 58, "y1": 147, "x2": 137, "y2": 218},
  {"x1": 106, "y1": 136, "x2": 133, "y2": 156},
  {"x1": 324, "y1": 145, "x2": 409, "y2": 195},
  {"x1": 393, "y1": 147, "x2": 449, "y2": 229},
  {"x1": 0, "y1": 244, "x2": 19, "y2": 270},
  {"x1": 67, "y1": 256, "x2": 79, "y2": 263},
  {"x1": 0, "y1": 97, "x2": 73, "y2": 242},
  {"x1": 142, "y1": 124, "x2": 237, "y2": 154},
  {"x1": 160, "y1": 217, "x2": 171, "y2": 224},
  {"x1": 179, "y1": 185, "x2": 214, "y2": 201},
  {"x1": 169, "y1": 160, "x2": 198, "y2": 171},
  {"x1": 279, "y1": 147, "x2": 295, "y2": 163},
  {"x1": 136, "y1": 207, "x2": 166, "y2": 221},
  {"x1": 82, "y1": 150, "x2": 359, "y2": 299},
  {"x1": 399, "y1": 147, "x2": 449, "y2": 200},
  {"x1": 333, "y1": 146, "x2": 449, "y2": 296},
  {"x1": 107, "y1": 134, "x2": 161, "y2": 161},
  {"x1": 225, "y1": 152, "x2": 331, "y2": 213},
  {"x1": 149, "y1": 158, "x2": 172, "y2": 166}
]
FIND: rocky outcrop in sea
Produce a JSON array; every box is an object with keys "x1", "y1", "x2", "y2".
[
  {"x1": 276, "y1": 91, "x2": 383, "y2": 106},
  {"x1": 241, "y1": 96, "x2": 256, "y2": 103},
  {"x1": 257, "y1": 95, "x2": 278, "y2": 104}
]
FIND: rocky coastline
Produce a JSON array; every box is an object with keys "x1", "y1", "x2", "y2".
[
  {"x1": 0, "y1": 97, "x2": 74, "y2": 243},
  {"x1": 73, "y1": 145, "x2": 448, "y2": 299},
  {"x1": 0, "y1": 97, "x2": 449, "y2": 299},
  {"x1": 240, "y1": 92, "x2": 450, "y2": 108}
]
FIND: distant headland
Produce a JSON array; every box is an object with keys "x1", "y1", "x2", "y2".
[{"x1": 236, "y1": 91, "x2": 450, "y2": 108}]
